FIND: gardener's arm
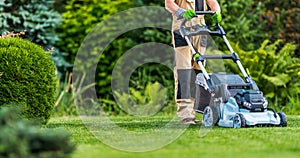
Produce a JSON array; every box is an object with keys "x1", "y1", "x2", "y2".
[
  {"x1": 206, "y1": 0, "x2": 221, "y2": 12},
  {"x1": 207, "y1": 0, "x2": 222, "y2": 23},
  {"x1": 165, "y1": 0, "x2": 196, "y2": 20},
  {"x1": 165, "y1": 0, "x2": 180, "y2": 14}
]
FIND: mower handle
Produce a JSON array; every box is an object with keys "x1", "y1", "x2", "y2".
[
  {"x1": 195, "y1": 11, "x2": 216, "y2": 15},
  {"x1": 180, "y1": 20, "x2": 225, "y2": 37},
  {"x1": 179, "y1": 11, "x2": 225, "y2": 37},
  {"x1": 179, "y1": 11, "x2": 254, "y2": 88}
]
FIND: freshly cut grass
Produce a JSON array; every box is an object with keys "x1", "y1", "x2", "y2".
[{"x1": 47, "y1": 115, "x2": 300, "y2": 158}]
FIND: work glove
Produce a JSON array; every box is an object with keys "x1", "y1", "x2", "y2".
[
  {"x1": 176, "y1": 8, "x2": 197, "y2": 20},
  {"x1": 183, "y1": 9, "x2": 197, "y2": 20},
  {"x1": 212, "y1": 12, "x2": 222, "y2": 23}
]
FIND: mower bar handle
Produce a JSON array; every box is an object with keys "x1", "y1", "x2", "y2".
[
  {"x1": 180, "y1": 19, "x2": 225, "y2": 37},
  {"x1": 195, "y1": 11, "x2": 216, "y2": 15}
]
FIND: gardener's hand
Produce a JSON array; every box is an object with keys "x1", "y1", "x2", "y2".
[
  {"x1": 183, "y1": 9, "x2": 197, "y2": 20},
  {"x1": 212, "y1": 11, "x2": 222, "y2": 23},
  {"x1": 176, "y1": 8, "x2": 197, "y2": 20}
]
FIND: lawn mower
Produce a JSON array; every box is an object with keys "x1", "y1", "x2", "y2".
[{"x1": 179, "y1": 11, "x2": 287, "y2": 128}]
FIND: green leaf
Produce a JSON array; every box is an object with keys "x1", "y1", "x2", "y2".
[{"x1": 262, "y1": 74, "x2": 290, "y2": 87}]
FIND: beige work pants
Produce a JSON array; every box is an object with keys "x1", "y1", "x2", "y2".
[{"x1": 173, "y1": 31, "x2": 206, "y2": 121}]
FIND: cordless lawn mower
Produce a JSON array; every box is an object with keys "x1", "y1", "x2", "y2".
[{"x1": 179, "y1": 11, "x2": 288, "y2": 128}]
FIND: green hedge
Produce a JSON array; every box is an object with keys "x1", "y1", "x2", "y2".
[{"x1": 0, "y1": 37, "x2": 58, "y2": 123}]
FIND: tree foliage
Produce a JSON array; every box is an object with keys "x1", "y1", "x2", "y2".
[
  {"x1": 54, "y1": 0, "x2": 299, "y2": 114},
  {"x1": 0, "y1": 0, "x2": 61, "y2": 49},
  {"x1": 219, "y1": 0, "x2": 266, "y2": 50},
  {"x1": 55, "y1": 0, "x2": 134, "y2": 63},
  {"x1": 258, "y1": 0, "x2": 300, "y2": 56},
  {"x1": 57, "y1": 1, "x2": 173, "y2": 113}
]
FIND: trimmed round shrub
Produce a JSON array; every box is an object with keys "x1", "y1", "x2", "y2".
[{"x1": 0, "y1": 37, "x2": 58, "y2": 123}]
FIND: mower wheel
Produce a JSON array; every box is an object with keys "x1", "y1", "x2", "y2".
[
  {"x1": 278, "y1": 112, "x2": 287, "y2": 127},
  {"x1": 233, "y1": 113, "x2": 246, "y2": 128},
  {"x1": 203, "y1": 106, "x2": 218, "y2": 127}
]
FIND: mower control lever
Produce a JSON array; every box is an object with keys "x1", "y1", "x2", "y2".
[{"x1": 180, "y1": 19, "x2": 226, "y2": 37}]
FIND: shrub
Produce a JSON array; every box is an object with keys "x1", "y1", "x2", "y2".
[
  {"x1": 0, "y1": 37, "x2": 58, "y2": 123},
  {"x1": 0, "y1": 0, "x2": 72, "y2": 79},
  {"x1": 113, "y1": 81, "x2": 168, "y2": 116},
  {"x1": 225, "y1": 40, "x2": 300, "y2": 113},
  {"x1": 0, "y1": 106, "x2": 75, "y2": 158}
]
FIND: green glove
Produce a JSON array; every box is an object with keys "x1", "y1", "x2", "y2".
[
  {"x1": 182, "y1": 9, "x2": 197, "y2": 20},
  {"x1": 212, "y1": 12, "x2": 222, "y2": 23}
]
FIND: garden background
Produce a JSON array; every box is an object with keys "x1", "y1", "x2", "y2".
[{"x1": 0, "y1": 0, "x2": 299, "y2": 157}]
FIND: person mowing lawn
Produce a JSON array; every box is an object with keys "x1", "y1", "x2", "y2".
[{"x1": 165, "y1": 0, "x2": 222, "y2": 124}]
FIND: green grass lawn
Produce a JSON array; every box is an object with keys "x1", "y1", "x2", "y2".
[{"x1": 47, "y1": 115, "x2": 300, "y2": 158}]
